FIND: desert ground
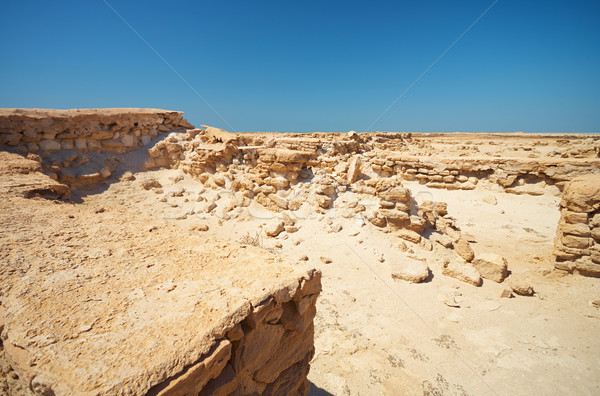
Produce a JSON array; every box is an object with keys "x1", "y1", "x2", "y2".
[{"x1": 1, "y1": 109, "x2": 600, "y2": 395}]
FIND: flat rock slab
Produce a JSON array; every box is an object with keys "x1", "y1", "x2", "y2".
[
  {"x1": 0, "y1": 154, "x2": 316, "y2": 395},
  {"x1": 391, "y1": 259, "x2": 430, "y2": 283}
]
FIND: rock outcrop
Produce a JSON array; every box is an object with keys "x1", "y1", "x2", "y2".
[{"x1": 0, "y1": 152, "x2": 320, "y2": 395}]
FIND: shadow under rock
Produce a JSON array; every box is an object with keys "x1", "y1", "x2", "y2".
[{"x1": 308, "y1": 382, "x2": 334, "y2": 396}]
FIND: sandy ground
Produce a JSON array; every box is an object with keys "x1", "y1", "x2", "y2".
[{"x1": 75, "y1": 167, "x2": 600, "y2": 396}]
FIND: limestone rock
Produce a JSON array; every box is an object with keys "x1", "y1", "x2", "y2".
[
  {"x1": 347, "y1": 155, "x2": 362, "y2": 183},
  {"x1": 472, "y1": 253, "x2": 508, "y2": 283},
  {"x1": 265, "y1": 220, "x2": 285, "y2": 237},
  {"x1": 454, "y1": 237, "x2": 475, "y2": 262},
  {"x1": 508, "y1": 276, "x2": 534, "y2": 296},
  {"x1": 397, "y1": 229, "x2": 421, "y2": 244},
  {"x1": 282, "y1": 211, "x2": 296, "y2": 226},
  {"x1": 391, "y1": 259, "x2": 430, "y2": 283},
  {"x1": 442, "y1": 258, "x2": 481, "y2": 286},
  {"x1": 560, "y1": 175, "x2": 600, "y2": 213},
  {"x1": 561, "y1": 223, "x2": 591, "y2": 237},
  {"x1": 562, "y1": 211, "x2": 588, "y2": 224},
  {"x1": 431, "y1": 233, "x2": 453, "y2": 248}
]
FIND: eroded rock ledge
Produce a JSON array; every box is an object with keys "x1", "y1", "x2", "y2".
[{"x1": 0, "y1": 152, "x2": 320, "y2": 395}]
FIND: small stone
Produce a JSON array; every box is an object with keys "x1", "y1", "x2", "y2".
[
  {"x1": 454, "y1": 237, "x2": 475, "y2": 262},
  {"x1": 472, "y1": 253, "x2": 508, "y2": 283},
  {"x1": 391, "y1": 259, "x2": 430, "y2": 283},
  {"x1": 431, "y1": 233, "x2": 453, "y2": 248},
  {"x1": 299, "y1": 255, "x2": 309, "y2": 261},
  {"x1": 119, "y1": 171, "x2": 135, "y2": 182},
  {"x1": 482, "y1": 195, "x2": 497, "y2": 205},
  {"x1": 141, "y1": 179, "x2": 162, "y2": 190},
  {"x1": 331, "y1": 223, "x2": 343, "y2": 233},
  {"x1": 442, "y1": 258, "x2": 481, "y2": 286},
  {"x1": 508, "y1": 276, "x2": 534, "y2": 296},
  {"x1": 170, "y1": 187, "x2": 185, "y2": 197},
  {"x1": 285, "y1": 226, "x2": 298, "y2": 233},
  {"x1": 282, "y1": 211, "x2": 296, "y2": 226},
  {"x1": 397, "y1": 229, "x2": 421, "y2": 244},
  {"x1": 265, "y1": 220, "x2": 285, "y2": 237},
  {"x1": 320, "y1": 256, "x2": 333, "y2": 264},
  {"x1": 500, "y1": 288, "x2": 513, "y2": 298}
]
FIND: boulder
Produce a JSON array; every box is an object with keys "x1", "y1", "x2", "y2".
[
  {"x1": 442, "y1": 259, "x2": 481, "y2": 286},
  {"x1": 391, "y1": 259, "x2": 430, "y2": 283},
  {"x1": 472, "y1": 253, "x2": 508, "y2": 283},
  {"x1": 39, "y1": 139, "x2": 62, "y2": 152}
]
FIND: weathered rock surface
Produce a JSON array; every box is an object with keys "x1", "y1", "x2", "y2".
[
  {"x1": 442, "y1": 259, "x2": 482, "y2": 286},
  {"x1": 508, "y1": 276, "x2": 535, "y2": 296},
  {"x1": 391, "y1": 259, "x2": 430, "y2": 283},
  {"x1": 0, "y1": 153, "x2": 320, "y2": 395},
  {"x1": 554, "y1": 175, "x2": 600, "y2": 276},
  {"x1": 472, "y1": 253, "x2": 509, "y2": 283}
]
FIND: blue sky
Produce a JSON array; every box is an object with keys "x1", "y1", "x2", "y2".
[{"x1": 1, "y1": 1, "x2": 599, "y2": 132}]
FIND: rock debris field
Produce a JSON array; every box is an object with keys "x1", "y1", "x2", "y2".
[{"x1": 1, "y1": 108, "x2": 600, "y2": 395}]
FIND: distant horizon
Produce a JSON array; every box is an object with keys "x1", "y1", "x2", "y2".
[
  {"x1": 2, "y1": 106, "x2": 600, "y2": 135},
  {"x1": 1, "y1": 1, "x2": 599, "y2": 133}
]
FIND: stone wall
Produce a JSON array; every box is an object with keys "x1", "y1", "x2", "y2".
[
  {"x1": 0, "y1": 108, "x2": 195, "y2": 185},
  {"x1": 146, "y1": 128, "x2": 600, "y2": 197},
  {"x1": 0, "y1": 108, "x2": 194, "y2": 153},
  {"x1": 554, "y1": 175, "x2": 600, "y2": 276}
]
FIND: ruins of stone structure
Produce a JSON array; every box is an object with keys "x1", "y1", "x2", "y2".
[
  {"x1": 553, "y1": 175, "x2": 600, "y2": 276},
  {"x1": 0, "y1": 112, "x2": 321, "y2": 395},
  {"x1": 0, "y1": 108, "x2": 193, "y2": 186},
  {"x1": 2, "y1": 109, "x2": 600, "y2": 395}
]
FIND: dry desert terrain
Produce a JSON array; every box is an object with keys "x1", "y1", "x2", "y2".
[{"x1": 1, "y1": 109, "x2": 600, "y2": 395}]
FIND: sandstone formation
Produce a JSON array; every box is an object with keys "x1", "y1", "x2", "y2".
[
  {"x1": 553, "y1": 175, "x2": 600, "y2": 276},
  {"x1": 0, "y1": 151, "x2": 320, "y2": 395}
]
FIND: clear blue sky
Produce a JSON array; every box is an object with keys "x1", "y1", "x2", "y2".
[{"x1": 1, "y1": 1, "x2": 599, "y2": 132}]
